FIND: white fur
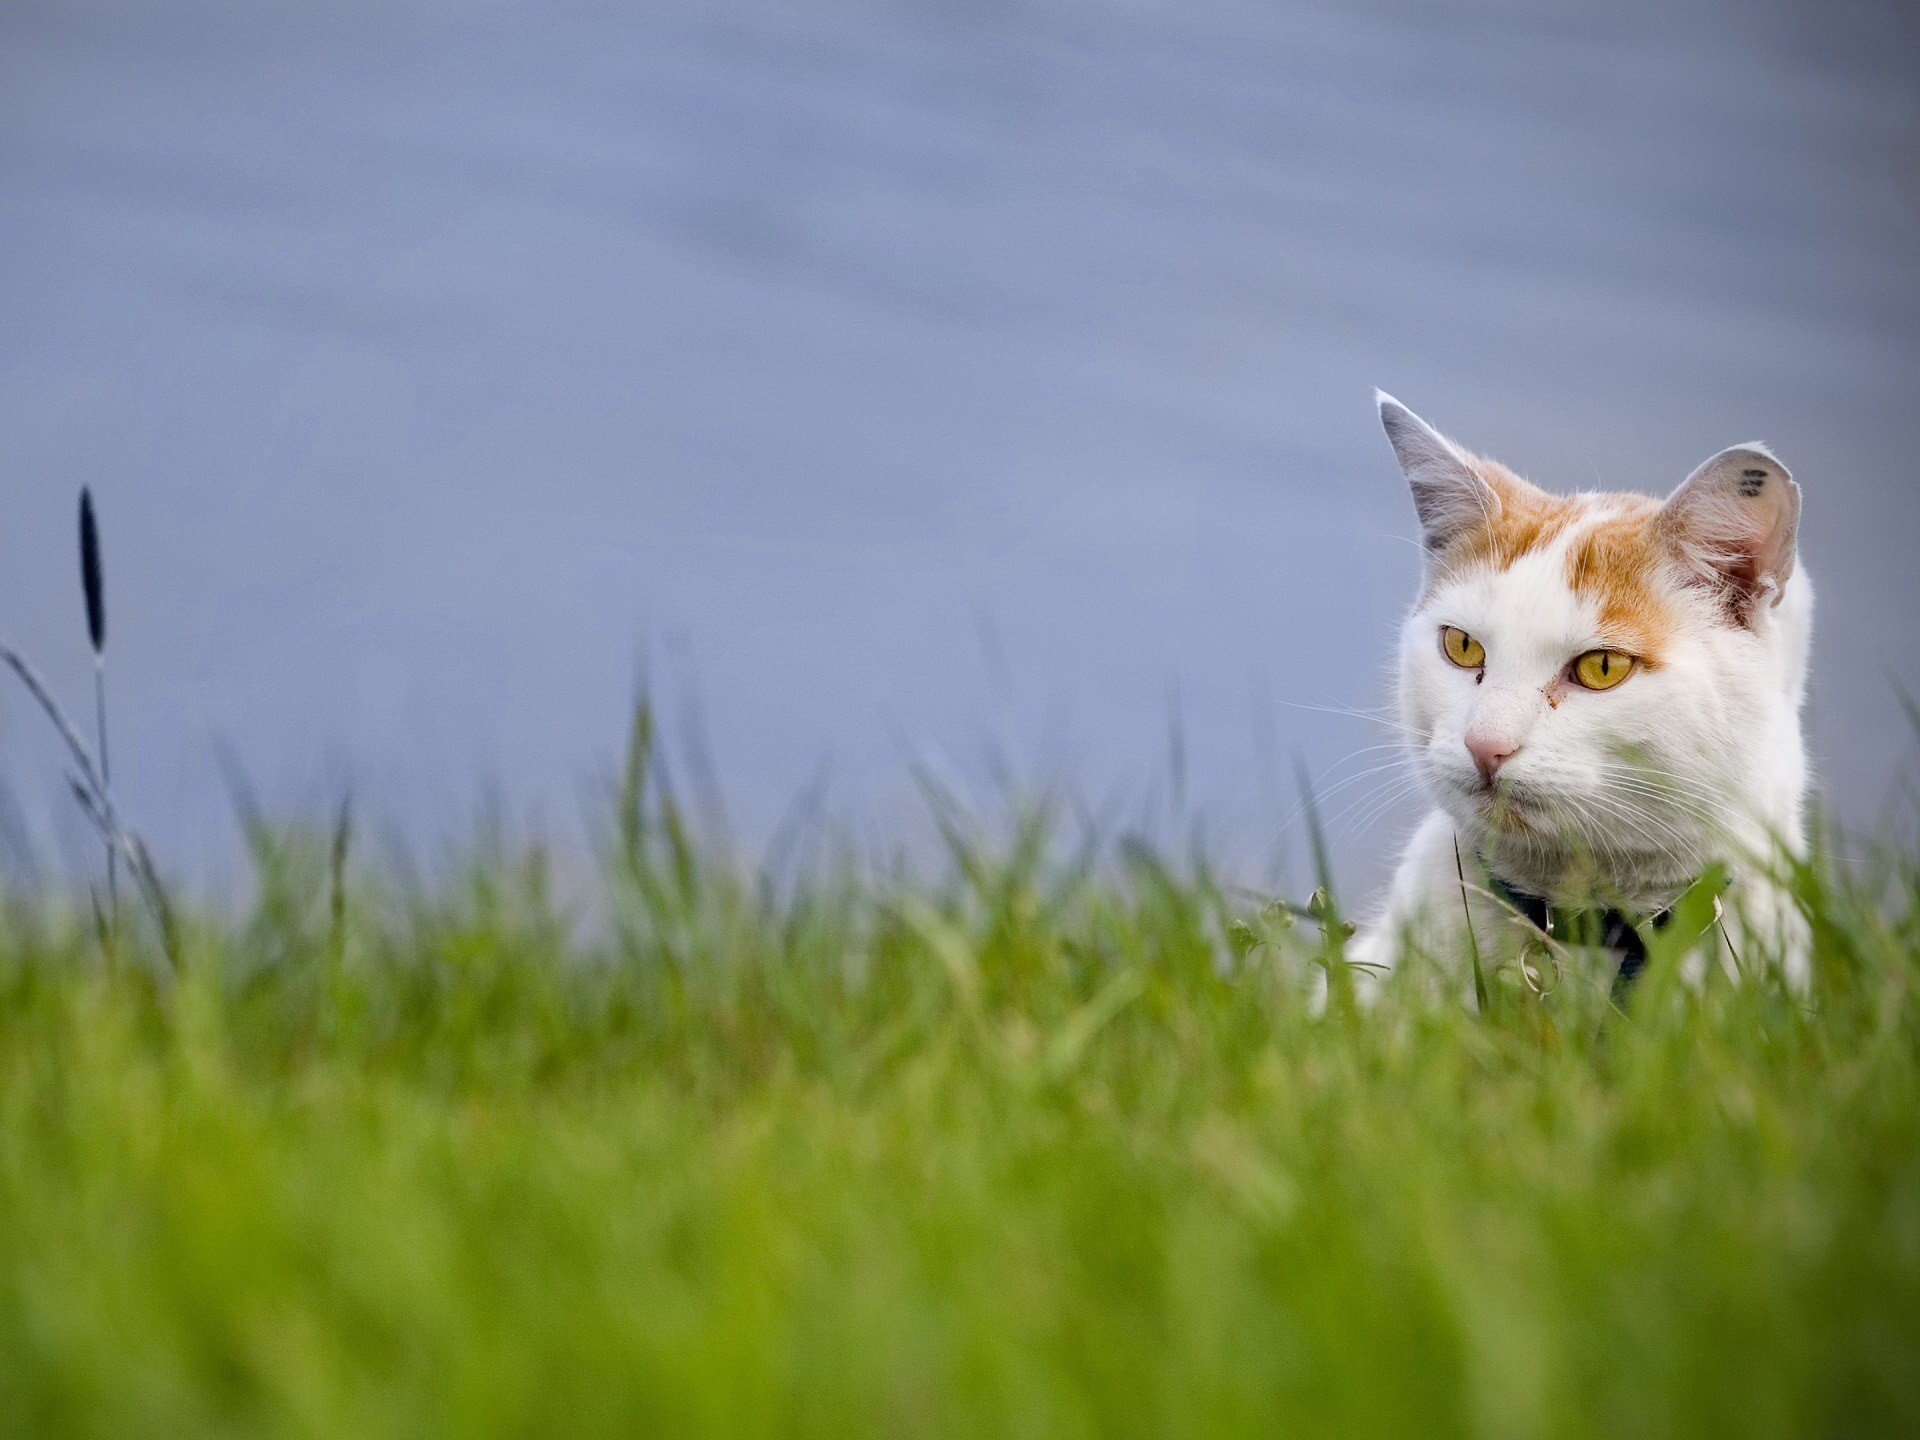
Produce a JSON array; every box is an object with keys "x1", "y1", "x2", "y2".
[{"x1": 1354, "y1": 397, "x2": 1813, "y2": 991}]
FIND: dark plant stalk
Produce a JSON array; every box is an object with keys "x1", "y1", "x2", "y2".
[
  {"x1": 80, "y1": 489, "x2": 117, "y2": 911},
  {"x1": 0, "y1": 643, "x2": 173, "y2": 975},
  {"x1": 329, "y1": 795, "x2": 353, "y2": 973}
]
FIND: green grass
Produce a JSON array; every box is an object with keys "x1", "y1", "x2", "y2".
[{"x1": 1, "y1": 729, "x2": 1917, "y2": 1439}]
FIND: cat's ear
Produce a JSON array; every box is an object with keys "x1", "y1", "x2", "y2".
[
  {"x1": 1657, "y1": 444, "x2": 1800, "y2": 620},
  {"x1": 1376, "y1": 392, "x2": 1499, "y2": 552}
]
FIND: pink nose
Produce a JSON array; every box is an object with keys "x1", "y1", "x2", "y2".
[{"x1": 1466, "y1": 734, "x2": 1517, "y2": 784}]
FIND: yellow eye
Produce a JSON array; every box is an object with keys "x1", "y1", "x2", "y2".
[
  {"x1": 1572, "y1": 649, "x2": 1635, "y2": 691},
  {"x1": 1440, "y1": 626, "x2": 1485, "y2": 669}
]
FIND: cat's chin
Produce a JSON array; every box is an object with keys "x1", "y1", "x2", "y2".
[
  {"x1": 1433, "y1": 775, "x2": 1556, "y2": 840},
  {"x1": 1468, "y1": 803, "x2": 1543, "y2": 841}
]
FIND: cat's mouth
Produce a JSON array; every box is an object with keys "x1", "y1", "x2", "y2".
[
  {"x1": 1457, "y1": 776, "x2": 1547, "y2": 832},
  {"x1": 1431, "y1": 756, "x2": 1561, "y2": 834}
]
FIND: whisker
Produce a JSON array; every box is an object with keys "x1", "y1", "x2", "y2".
[
  {"x1": 1275, "y1": 700, "x2": 1421, "y2": 737},
  {"x1": 1334, "y1": 773, "x2": 1429, "y2": 842},
  {"x1": 1271, "y1": 750, "x2": 1418, "y2": 835}
]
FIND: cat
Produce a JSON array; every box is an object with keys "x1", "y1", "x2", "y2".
[{"x1": 1350, "y1": 394, "x2": 1813, "y2": 991}]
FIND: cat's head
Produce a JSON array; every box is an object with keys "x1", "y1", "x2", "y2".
[{"x1": 1376, "y1": 393, "x2": 1809, "y2": 887}]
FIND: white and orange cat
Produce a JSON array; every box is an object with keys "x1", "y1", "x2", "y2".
[{"x1": 1353, "y1": 394, "x2": 1812, "y2": 988}]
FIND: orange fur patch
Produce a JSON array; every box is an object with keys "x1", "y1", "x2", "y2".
[
  {"x1": 1563, "y1": 498, "x2": 1675, "y2": 662},
  {"x1": 1465, "y1": 458, "x2": 1580, "y2": 566},
  {"x1": 1432, "y1": 457, "x2": 1677, "y2": 663},
  {"x1": 1427, "y1": 455, "x2": 1577, "y2": 577}
]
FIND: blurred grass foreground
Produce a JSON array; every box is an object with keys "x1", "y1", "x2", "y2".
[{"x1": 1, "y1": 708, "x2": 1917, "y2": 1440}]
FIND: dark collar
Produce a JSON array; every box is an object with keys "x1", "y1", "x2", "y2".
[{"x1": 1482, "y1": 871, "x2": 1674, "y2": 994}]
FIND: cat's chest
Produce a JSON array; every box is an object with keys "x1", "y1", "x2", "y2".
[{"x1": 1475, "y1": 836, "x2": 1700, "y2": 917}]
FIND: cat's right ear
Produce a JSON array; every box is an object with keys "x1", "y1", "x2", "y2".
[
  {"x1": 1375, "y1": 392, "x2": 1498, "y2": 553},
  {"x1": 1657, "y1": 443, "x2": 1799, "y2": 620}
]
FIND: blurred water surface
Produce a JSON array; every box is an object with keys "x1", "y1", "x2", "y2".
[{"x1": 3, "y1": 0, "x2": 1917, "y2": 886}]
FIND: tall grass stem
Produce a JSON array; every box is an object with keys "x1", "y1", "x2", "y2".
[{"x1": 80, "y1": 489, "x2": 116, "y2": 912}]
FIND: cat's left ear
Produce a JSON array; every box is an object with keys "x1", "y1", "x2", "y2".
[
  {"x1": 1657, "y1": 444, "x2": 1800, "y2": 620},
  {"x1": 1376, "y1": 392, "x2": 1502, "y2": 553}
]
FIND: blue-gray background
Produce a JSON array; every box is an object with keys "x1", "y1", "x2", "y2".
[{"x1": 3, "y1": 0, "x2": 1917, "y2": 887}]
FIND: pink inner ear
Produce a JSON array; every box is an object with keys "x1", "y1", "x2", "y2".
[
  {"x1": 1660, "y1": 449, "x2": 1799, "y2": 617},
  {"x1": 1749, "y1": 507, "x2": 1797, "y2": 592}
]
